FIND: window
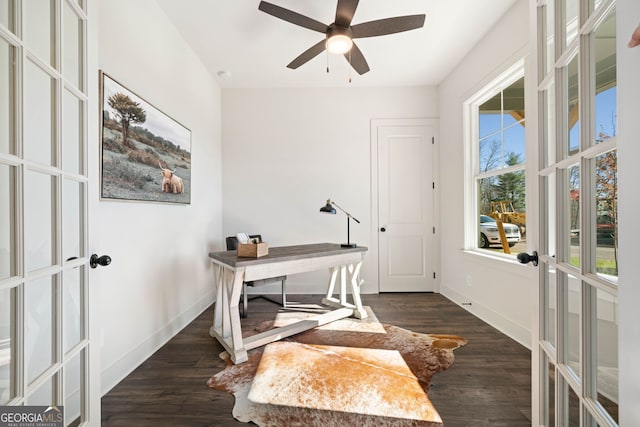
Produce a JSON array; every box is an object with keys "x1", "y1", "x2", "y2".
[{"x1": 466, "y1": 61, "x2": 526, "y2": 256}]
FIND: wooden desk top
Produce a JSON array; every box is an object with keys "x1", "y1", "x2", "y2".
[{"x1": 209, "y1": 243, "x2": 367, "y2": 268}]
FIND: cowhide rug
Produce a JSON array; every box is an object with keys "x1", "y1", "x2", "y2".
[{"x1": 207, "y1": 310, "x2": 466, "y2": 427}]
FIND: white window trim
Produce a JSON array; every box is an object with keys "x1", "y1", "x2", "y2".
[{"x1": 463, "y1": 58, "x2": 526, "y2": 253}]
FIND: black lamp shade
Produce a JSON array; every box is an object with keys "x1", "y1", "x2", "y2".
[{"x1": 320, "y1": 200, "x2": 337, "y2": 214}]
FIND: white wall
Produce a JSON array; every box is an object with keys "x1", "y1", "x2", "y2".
[
  {"x1": 96, "y1": 0, "x2": 222, "y2": 394},
  {"x1": 437, "y1": 0, "x2": 535, "y2": 347},
  {"x1": 617, "y1": 0, "x2": 640, "y2": 423},
  {"x1": 221, "y1": 86, "x2": 437, "y2": 294}
]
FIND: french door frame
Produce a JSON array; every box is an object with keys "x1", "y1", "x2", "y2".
[
  {"x1": 0, "y1": 0, "x2": 98, "y2": 424},
  {"x1": 534, "y1": 0, "x2": 619, "y2": 425}
]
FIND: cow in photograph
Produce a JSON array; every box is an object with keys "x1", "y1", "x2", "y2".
[{"x1": 159, "y1": 161, "x2": 184, "y2": 194}]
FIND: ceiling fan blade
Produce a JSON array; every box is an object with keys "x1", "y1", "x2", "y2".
[
  {"x1": 259, "y1": 1, "x2": 328, "y2": 33},
  {"x1": 345, "y1": 42, "x2": 370, "y2": 75},
  {"x1": 351, "y1": 14, "x2": 426, "y2": 39},
  {"x1": 287, "y1": 39, "x2": 327, "y2": 69},
  {"x1": 335, "y1": 0, "x2": 359, "y2": 28}
]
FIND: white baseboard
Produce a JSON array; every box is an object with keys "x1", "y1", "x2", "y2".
[
  {"x1": 100, "y1": 290, "x2": 216, "y2": 396},
  {"x1": 440, "y1": 285, "x2": 532, "y2": 350}
]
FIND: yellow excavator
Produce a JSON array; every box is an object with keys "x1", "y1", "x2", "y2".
[{"x1": 486, "y1": 201, "x2": 526, "y2": 235}]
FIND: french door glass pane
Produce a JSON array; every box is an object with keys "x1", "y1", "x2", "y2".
[
  {"x1": 25, "y1": 170, "x2": 53, "y2": 272},
  {"x1": 63, "y1": 90, "x2": 82, "y2": 174},
  {"x1": 63, "y1": 179, "x2": 82, "y2": 262},
  {"x1": 567, "y1": 275, "x2": 581, "y2": 380},
  {"x1": 0, "y1": 286, "x2": 12, "y2": 404},
  {"x1": 567, "y1": 56, "x2": 579, "y2": 156},
  {"x1": 0, "y1": 164, "x2": 15, "y2": 279},
  {"x1": 547, "y1": 359, "x2": 556, "y2": 427},
  {"x1": 0, "y1": 0, "x2": 14, "y2": 33},
  {"x1": 595, "y1": 150, "x2": 617, "y2": 277},
  {"x1": 596, "y1": 288, "x2": 618, "y2": 422},
  {"x1": 24, "y1": 0, "x2": 54, "y2": 67},
  {"x1": 565, "y1": 0, "x2": 579, "y2": 47},
  {"x1": 568, "y1": 384, "x2": 580, "y2": 426},
  {"x1": 568, "y1": 165, "x2": 580, "y2": 268},
  {"x1": 594, "y1": 10, "x2": 616, "y2": 146},
  {"x1": 545, "y1": 263, "x2": 557, "y2": 347},
  {"x1": 544, "y1": 85, "x2": 556, "y2": 167},
  {"x1": 63, "y1": 0, "x2": 82, "y2": 90},
  {"x1": 63, "y1": 268, "x2": 82, "y2": 353},
  {"x1": 544, "y1": 1, "x2": 555, "y2": 75},
  {"x1": 0, "y1": 37, "x2": 15, "y2": 156},
  {"x1": 546, "y1": 172, "x2": 557, "y2": 257},
  {"x1": 26, "y1": 277, "x2": 54, "y2": 384},
  {"x1": 65, "y1": 350, "x2": 84, "y2": 424},
  {"x1": 27, "y1": 374, "x2": 55, "y2": 406},
  {"x1": 24, "y1": 60, "x2": 54, "y2": 167}
]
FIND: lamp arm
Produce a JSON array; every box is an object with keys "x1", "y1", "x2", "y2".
[{"x1": 331, "y1": 200, "x2": 361, "y2": 223}]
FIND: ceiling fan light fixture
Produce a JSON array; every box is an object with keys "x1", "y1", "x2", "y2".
[
  {"x1": 326, "y1": 34, "x2": 352, "y2": 54},
  {"x1": 258, "y1": 1, "x2": 426, "y2": 75},
  {"x1": 326, "y1": 26, "x2": 353, "y2": 55}
]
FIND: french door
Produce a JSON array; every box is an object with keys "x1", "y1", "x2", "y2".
[
  {"x1": 535, "y1": 0, "x2": 618, "y2": 425},
  {"x1": 1, "y1": 0, "x2": 98, "y2": 424}
]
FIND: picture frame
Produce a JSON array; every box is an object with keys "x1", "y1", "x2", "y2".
[{"x1": 99, "y1": 71, "x2": 191, "y2": 204}]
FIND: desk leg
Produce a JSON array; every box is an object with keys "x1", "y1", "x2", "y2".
[
  {"x1": 220, "y1": 268, "x2": 232, "y2": 338},
  {"x1": 324, "y1": 267, "x2": 338, "y2": 300},
  {"x1": 227, "y1": 268, "x2": 246, "y2": 362},
  {"x1": 339, "y1": 265, "x2": 347, "y2": 304},
  {"x1": 211, "y1": 264, "x2": 229, "y2": 341},
  {"x1": 348, "y1": 260, "x2": 367, "y2": 319},
  {"x1": 212, "y1": 263, "x2": 223, "y2": 332},
  {"x1": 210, "y1": 265, "x2": 248, "y2": 364},
  {"x1": 322, "y1": 260, "x2": 367, "y2": 319}
]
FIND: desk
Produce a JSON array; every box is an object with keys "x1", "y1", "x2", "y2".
[{"x1": 208, "y1": 243, "x2": 368, "y2": 363}]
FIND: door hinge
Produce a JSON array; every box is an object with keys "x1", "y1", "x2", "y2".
[
  {"x1": 433, "y1": 272, "x2": 436, "y2": 279},
  {"x1": 433, "y1": 226, "x2": 436, "y2": 234},
  {"x1": 432, "y1": 182, "x2": 435, "y2": 189},
  {"x1": 432, "y1": 136, "x2": 435, "y2": 144}
]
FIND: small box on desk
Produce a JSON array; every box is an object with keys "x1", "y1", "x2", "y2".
[{"x1": 237, "y1": 242, "x2": 269, "y2": 258}]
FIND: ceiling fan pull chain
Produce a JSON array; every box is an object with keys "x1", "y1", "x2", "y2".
[
  {"x1": 348, "y1": 50, "x2": 352, "y2": 83},
  {"x1": 326, "y1": 50, "x2": 330, "y2": 74}
]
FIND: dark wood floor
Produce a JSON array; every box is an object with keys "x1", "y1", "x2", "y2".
[{"x1": 101, "y1": 293, "x2": 531, "y2": 426}]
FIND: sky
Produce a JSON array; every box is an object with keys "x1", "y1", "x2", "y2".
[{"x1": 102, "y1": 74, "x2": 191, "y2": 153}]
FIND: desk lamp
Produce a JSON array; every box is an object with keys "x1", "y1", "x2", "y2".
[{"x1": 319, "y1": 199, "x2": 360, "y2": 248}]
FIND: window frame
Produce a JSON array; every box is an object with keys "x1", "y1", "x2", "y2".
[{"x1": 464, "y1": 58, "x2": 527, "y2": 256}]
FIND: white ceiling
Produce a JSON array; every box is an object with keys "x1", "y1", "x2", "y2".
[{"x1": 156, "y1": 0, "x2": 518, "y2": 89}]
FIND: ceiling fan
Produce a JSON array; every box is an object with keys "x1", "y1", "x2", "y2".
[{"x1": 258, "y1": 0, "x2": 426, "y2": 75}]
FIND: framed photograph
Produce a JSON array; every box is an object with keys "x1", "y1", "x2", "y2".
[{"x1": 99, "y1": 71, "x2": 191, "y2": 204}]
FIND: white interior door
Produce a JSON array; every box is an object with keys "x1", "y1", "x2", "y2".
[
  {"x1": 0, "y1": 0, "x2": 99, "y2": 424},
  {"x1": 375, "y1": 121, "x2": 436, "y2": 292}
]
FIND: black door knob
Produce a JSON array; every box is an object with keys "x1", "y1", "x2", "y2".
[
  {"x1": 380, "y1": 227, "x2": 386, "y2": 232},
  {"x1": 90, "y1": 254, "x2": 112, "y2": 269},
  {"x1": 517, "y1": 251, "x2": 538, "y2": 266}
]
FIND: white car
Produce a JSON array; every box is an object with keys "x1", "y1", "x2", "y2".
[{"x1": 479, "y1": 215, "x2": 521, "y2": 248}]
